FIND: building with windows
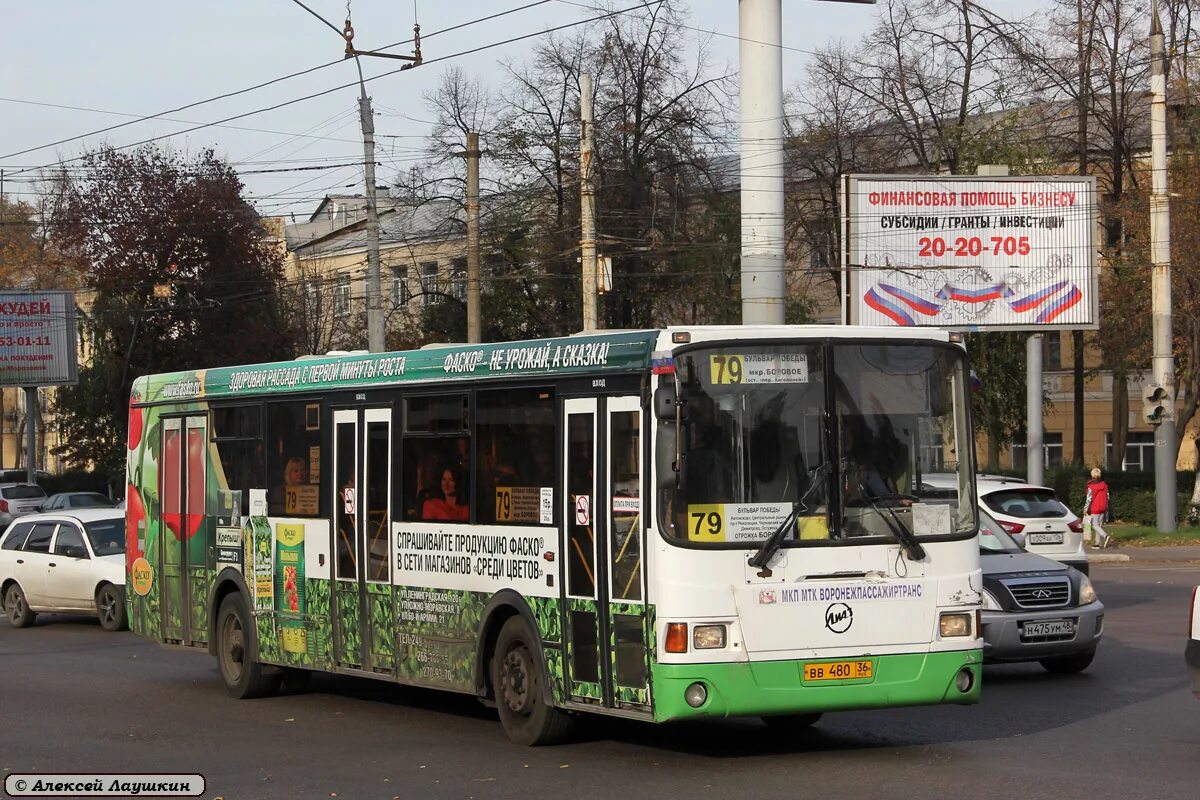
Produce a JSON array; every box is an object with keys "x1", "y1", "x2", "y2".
[{"x1": 275, "y1": 195, "x2": 474, "y2": 352}]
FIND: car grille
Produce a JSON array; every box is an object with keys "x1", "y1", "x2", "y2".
[{"x1": 1002, "y1": 576, "x2": 1072, "y2": 609}]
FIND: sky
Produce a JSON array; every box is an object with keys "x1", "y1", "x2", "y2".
[{"x1": 0, "y1": 0, "x2": 1043, "y2": 219}]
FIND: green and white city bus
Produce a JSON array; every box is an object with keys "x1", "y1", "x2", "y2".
[{"x1": 125, "y1": 325, "x2": 982, "y2": 745}]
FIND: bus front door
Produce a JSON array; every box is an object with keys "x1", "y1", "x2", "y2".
[
  {"x1": 159, "y1": 415, "x2": 208, "y2": 646},
  {"x1": 331, "y1": 407, "x2": 395, "y2": 673},
  {"x1": 561, "y1": 397, "x2": 650, "y2": 711}
]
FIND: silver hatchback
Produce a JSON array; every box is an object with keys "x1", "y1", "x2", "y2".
[
  {"x1": 0, "y1": 483, "x2": 48, "y2": 528},
  {"x1": 979, "y1": 510, "x2": 1104, "y2": 673}
]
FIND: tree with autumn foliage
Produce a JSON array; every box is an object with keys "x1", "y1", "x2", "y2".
[{"x1": 51, "y1": 145, "x2": 294, "y2": 477}]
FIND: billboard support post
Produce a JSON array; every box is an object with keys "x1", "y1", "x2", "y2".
[
  {"x1": 23, "y1": 387, "x2": 35, "y2": 484},
  {"x1": 1027, "y1": 335, "x2": 1044, "y2": 487}
]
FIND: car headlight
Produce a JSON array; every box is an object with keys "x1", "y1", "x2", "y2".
[
  {"x1": 981, "y1": 590, "x2": 1001, "y2": 611},
  {"x1": 1078, "y1": 575, "x2": 1097, "y2": 605}
]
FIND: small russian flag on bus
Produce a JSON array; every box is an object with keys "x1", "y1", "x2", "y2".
[{"x1": 650, "y1": 353, "x2": 675, "y2": 374}]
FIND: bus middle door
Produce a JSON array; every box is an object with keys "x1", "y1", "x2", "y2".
[
  {"x1": 331, "y1": 407, "x2": 395, "y2": 674},
  {"x1": 561, "y1": 396, "x2": 650, "y2": 711}
]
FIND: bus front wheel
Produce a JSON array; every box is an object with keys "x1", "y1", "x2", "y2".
[
  {"x1": 491, "y1": 616, "x2": 570, "y2": 746},
  {"x1": 216, "y1": 594, "x2": 280, "y2": 699}
]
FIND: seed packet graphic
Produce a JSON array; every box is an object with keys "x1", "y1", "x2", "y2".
[{"x1": 275, "y1": 523, "x2": 307, "y2": 654}]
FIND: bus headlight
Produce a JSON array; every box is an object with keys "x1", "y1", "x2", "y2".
[
  {"x1": 693, "y1": 624, "x2": 727, "y2": 649},
  {"x1": 1078, "y1": 575, "x2": 1097, "y2": 605},
  {"x1": 981, "y1": 590, "x2": 1001, "y2": 611},
  {"x1": 939, "y1": 612, "x2": 972, "y2": 638}
]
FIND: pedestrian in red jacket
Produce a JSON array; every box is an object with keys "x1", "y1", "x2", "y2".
[{"x1": 1084, "y1": 467, "x2": 1111, "y2": 548}]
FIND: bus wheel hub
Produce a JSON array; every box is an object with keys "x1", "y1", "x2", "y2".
[{"x1": 501, "y1": 648, "x2": 532, "y2": 713}]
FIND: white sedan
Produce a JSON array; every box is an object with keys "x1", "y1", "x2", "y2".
[{"x1": 0, "y1": 509, "x2": 127, "y2": 631}]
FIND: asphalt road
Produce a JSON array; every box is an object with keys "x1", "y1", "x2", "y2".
[{"x1": 2, "y1": 563, "x2": 1198, "y2": 800}]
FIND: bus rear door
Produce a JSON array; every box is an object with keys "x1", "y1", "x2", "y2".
[{"x1": 159, "y1": 415, "x2": 208, "y2": 646}]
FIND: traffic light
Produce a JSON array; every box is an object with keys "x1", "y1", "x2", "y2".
[{"x1": 1143, "y1": 383, "x2": 1172, "y2": 426}]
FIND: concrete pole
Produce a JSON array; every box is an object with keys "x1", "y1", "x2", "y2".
[
  {"x1": 24, "y1": 387, "x2": 36, "y2": 484},
  {"x1": 739, "y1": 0, "x2": 785, "y2": 325},
  {"x1": 465, "y1": 132, "x2": 482, "y2": 344},
  {"x1": 580, "y1": 72, "x2": 599, "y2": 332},
  {"x1": 1026, "y1": 335, "x2": 1044, "y2": 487},
  {"x1": 1150, "y1": 2, "x2": 1177, "y2": 532},
  {"x1": 358, "y1": 89, "x2": 385, "y2": 353}
]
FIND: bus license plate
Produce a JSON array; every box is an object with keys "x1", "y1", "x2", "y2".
[
  {"x1": 803, "y1": 660, "x2": 873, "y2": 682},
  {"x1": 1022, "y1": 619, "x2": 1075, "y2": 639},
  {"x1": 1027, "y1": 532, "x2": 1064, "y2": 545}
]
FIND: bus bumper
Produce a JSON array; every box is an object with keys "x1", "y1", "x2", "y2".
[{"x1": 651, "y1": 649, "x2": 982, "y2": 723}]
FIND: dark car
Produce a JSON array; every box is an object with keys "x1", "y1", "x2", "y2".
[
  {"x1": 1188, "y1": 587, "x2": 1200, "y2": 700},
  {"x1": 979, "y1": 510, "x2": 1103, "y2": 673},
  {"x1": 40, "y1": 492, "x2": 115, "y2": 512}
]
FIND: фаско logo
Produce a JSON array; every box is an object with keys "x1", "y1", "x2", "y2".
[{"x1": 824, "y1": 602, "x2": 853, "y2": 633}]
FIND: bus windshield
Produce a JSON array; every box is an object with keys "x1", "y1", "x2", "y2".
[{"x1": 657, "y1": 342, "x2": 975, "y2": 547}]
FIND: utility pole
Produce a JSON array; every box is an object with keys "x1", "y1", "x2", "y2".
[
  {"x1": 338, "y1": 11, "x2": 421, "y2": 353},
  {"x1": 1073, "y1": 0, "x2": 1088, "y2": 466},
  {"x1": 738, "y1": 0, "x2": 869, "y2": 325},
  {"x1": 358, "y1": 88, "x2": 385, "y2": 353},
  {"x1": 1149, "y1": 1, "x2": 1177, "y2": 532},
  {"x1": 739, "y1": 0, "x2": 785, "y2": 325},
  {"x1": 580, "y1": 72, "x2": 599, "y2": 332},
  {"x1": 465, "y1": 132, "x2": 482, "y2": 344}
]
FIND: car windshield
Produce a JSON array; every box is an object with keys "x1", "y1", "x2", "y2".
[
  {"x1": 656, "y1": 342, "x2": 976, "y2": 546},
  {"x1": 983, "y1": 488, "x2": 1068, "y2": 519},
  {"x1": 84, "y1": 518, "x2": 125, "y2": 556},
  {"x1": 2, "y1": 485, "x2": 46, "y2": 500},
  {"x1": 979, "y1": 511, "x2": 1022, "y2": 553}
]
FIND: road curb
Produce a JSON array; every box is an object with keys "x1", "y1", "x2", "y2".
[{"x1": 1088, "y1": 553, "x2": 1131, "y2": 563}]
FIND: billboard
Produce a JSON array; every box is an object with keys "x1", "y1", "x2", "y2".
[
  {"x1": 843, "y1": 175, "x2": 1098, "y2": 330},
  {"x1": 0, "y1": 291, "x2": 78, "y2": 386}
]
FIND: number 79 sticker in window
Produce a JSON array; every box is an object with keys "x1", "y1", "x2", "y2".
[{"x1": 708, "y1": 353, "x2": 808, "y2": 385}]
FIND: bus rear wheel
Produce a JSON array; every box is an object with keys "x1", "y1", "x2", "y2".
[
  {"x1": 217, "y1": 594, "x2": 280, "y2": 699},
  {"x1": 491, "y1": 616, "x2": 570, "y2": 746}
]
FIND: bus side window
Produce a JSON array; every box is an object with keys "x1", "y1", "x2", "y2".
[
  {"x1": 266, "y1": 401, "x2": 323, "y2": 518},
  {"x1": 475, "y1": 387, "x2": 555, "y2": 525}
]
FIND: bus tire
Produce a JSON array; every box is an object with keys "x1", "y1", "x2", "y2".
[
  {"x1": 762, "y1": 712, "x2": 823, "y2": 730},
  {"x1": 216, "y1": 594, "x2": 280, "y2": 699},
  {"x1": 491, "y1": 616, "x2": 570, "y2": 746}
]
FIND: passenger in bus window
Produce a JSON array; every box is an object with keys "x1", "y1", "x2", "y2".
[
  {"x1": 269, "y1": 456, "x2": 308, "y2": 515},
  {"x1": 422, "y1": 467, "x2": 469, "y2": 521}
]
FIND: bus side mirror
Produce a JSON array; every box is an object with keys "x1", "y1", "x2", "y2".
[{"x1": 653, "y1": 387, "x2": 687, "y2": 421}]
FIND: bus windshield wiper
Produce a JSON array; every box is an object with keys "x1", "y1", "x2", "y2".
[
  {"x1": 860, "y1": 488, "x2": 926, "y2": 561},
  {"x1": 748, "y1": 464, "x2": 829, "y2": 571}
]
